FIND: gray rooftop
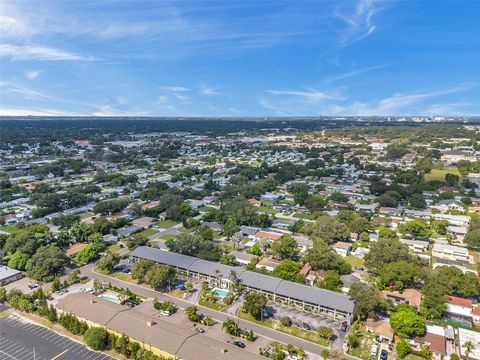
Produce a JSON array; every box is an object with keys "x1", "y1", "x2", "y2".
[{"x1": 131, "y1": 246, "x2": 355, "y2": 314}]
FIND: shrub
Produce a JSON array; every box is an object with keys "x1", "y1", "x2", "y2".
[{"x1": 84, "y1": 327, "x2": 108, "y2": 350}]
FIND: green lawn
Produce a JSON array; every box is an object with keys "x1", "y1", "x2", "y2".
[
  {"x1": 198, "y1": 292, "x2": 228, "y2": 311},
  {"x1": 293, "y1": 212, "x2": 315, "y2": 220},
  {"x1": 109, "y1": 272, "x2": 139, "y2": 284},
  {"x1": 107, "y1": 243, "x2": 122, "y2": 253},
  {"x1": 425, "y1": 167, "x2": 461, "y2": 182},
  {"x1": 156, "y1": 219, "x2": 179, "y2": 229},
  {"x1": 138, "y1": 228, "x2": 159, "y2": 237},
  {"x1": 237, "y1": 310, "x2": 330, "y2": 346},
  {"x1": 345, "y1": 255, "x2": 365, "y2": 268},
  {"x1": 79, "y1": 212, "x2": 94, "y2": 219},
  {"x1": 161, "y1": 234, "x2": 177, "y2": 241},
  {"x1": 256, "y1": 205, "x2": 279, "y2": 215}
]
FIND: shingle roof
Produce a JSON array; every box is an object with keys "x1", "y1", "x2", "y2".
[{"x1": 131, "y1": 246, "x2": 355, "y2": 314}]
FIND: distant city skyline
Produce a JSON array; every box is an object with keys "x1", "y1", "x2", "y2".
[{"x1": 1, "y1": 0, "x2": 479, "y2": 117}]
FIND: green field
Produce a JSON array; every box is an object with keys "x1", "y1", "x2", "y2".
[
  {"x1": 138, "y1": 228, "x2": 159, "y2": 237},
  {"x1": 345, "y1": 255, "x2": 365, "y2": 269},
  {"x1": 161, "y1": 234, "x2": 177, "y2": 241},
  {"x1": 425, "y1": 167, "x2": 461, "y2": 182},
  {"x1": 256, "y1": 205, "x2": 279, "y2": 214},
  {"x1": 156, "y1": 219, "x2": 179, "y2": 229}
]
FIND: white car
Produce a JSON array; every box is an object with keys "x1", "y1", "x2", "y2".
[
  {"x1": 370, "y1": 344, "x2": 378, "y2": 356},
  {"x1": 85, "y1": 287, "x2": 94, "y2": 294},
  {"x1": 160, "y1": 311, "x2": 171, "y2": 316}
]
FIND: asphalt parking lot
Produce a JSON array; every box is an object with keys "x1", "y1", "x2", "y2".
[
  {"x1": 265, "y1": 301, "x2": 347, "y2": 347},
  {"x1": 0, "y1": 313, "x2": 116, "y2": 360}
]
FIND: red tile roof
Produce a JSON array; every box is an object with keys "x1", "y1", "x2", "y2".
[{"x1": 448, "y1": 296, "x2": 472, "y2": 308}]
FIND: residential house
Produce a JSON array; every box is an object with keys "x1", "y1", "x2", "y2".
[
  {"x1": 411, "y1": 325, "x2": 449, "y2": 360},
  {"x1": 256, "y1": 257, "x2": 280, "y2": 272},
  {"x1": 381, "y1": 289, "x2": 422, "y2": 309},
  {"x1": 432, "y1": 244, "x2": 473, "y2": 264},
  {"x1": 365, "y1": 318, "x2": 394, "y2": 344},
  {"x1": 65, "y1": 243, "x2": 87, "y2": 257},
  {"x1": 332, "y1": 241, "x2": 352, "y2": 257},
  {"x1": 0, "y1": 265, "x2": 23, "y2": 286},
  {"x1": 117, "y1": 225, "x2": 143, "y2": 238},
  {"x1": 132, "y1": 217, "x2": 155, "y2": 228}
]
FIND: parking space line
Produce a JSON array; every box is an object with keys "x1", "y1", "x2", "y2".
[
  {"x1": 85, "y1": 351, "x2": 101, "y2": 360},
  {"x1": 0, "y1": 348, "x2": 19, "y2": 360},
  {"x1": 75, "y1": 347, "x2": 91, "y2": 356},
  {"x1": 1, "y1": 343, "x2": 23, "y2": 353}
]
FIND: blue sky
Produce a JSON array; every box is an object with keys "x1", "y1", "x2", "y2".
[{"x1": 0, "y1": 0, "x2": 479, "y2": 116}]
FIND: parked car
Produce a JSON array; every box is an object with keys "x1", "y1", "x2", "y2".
[
  {"x1": 302, "y1": 322, "x2": 311, "y2": 330},
  {"x1": 28, "y1": 284, "x2": 39, "y2": 290},
  {"x1": 194, "y1": 327, "x2": 205, "y2": 333},
  {"x1": 380, "y1": 350, "x2": 388, "y2": 360},
  {"x1": 370, "y1": 344, "x2": 378, "y2": 356},
  {"x1": 340, "y1": 321, "x2": 348, "y2": 332},
  {"x1": 160, "y1": 311, "x2": 171, "y2": 317},
  {"x1": 233, "y1": 341, "x2": 245, "y2": 348}
]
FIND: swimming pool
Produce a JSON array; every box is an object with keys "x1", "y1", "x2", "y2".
[
  {"x1": 212, "y1": 288, "x2": 229, "y2": 299},
  {"x1": 99, "y1": 293, "x2": 122, "y2": 304}
]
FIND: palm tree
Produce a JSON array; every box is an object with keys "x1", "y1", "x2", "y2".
[{"x1": 464, "y1": 341, "x2": 475, "y2": 360}]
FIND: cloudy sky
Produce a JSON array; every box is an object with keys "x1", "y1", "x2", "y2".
[{"x1": 0, "y1": 0, "x2": 479, "y2": 116}]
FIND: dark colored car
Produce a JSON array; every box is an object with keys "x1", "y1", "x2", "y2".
[
  {"x1": 340, "y1": 321, "x2": 348, "y2": 332},
  {"x1": 380, "y1": 350, "x2": 388, "y2": 360},
  {"x1": 302, "y1": 322, "x2": 311, "y2": 330},
  {"x1": 233, "y1": 341, "x2": 245, "y2": 348}
]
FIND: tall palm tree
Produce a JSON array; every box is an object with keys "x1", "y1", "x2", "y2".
[{"x1": 464, "y1": 341, "x2": 475, "y2": 360}]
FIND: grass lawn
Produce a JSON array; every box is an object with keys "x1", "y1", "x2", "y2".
[
  {"x1": 237, "y1": 310, "x2": 330, "y2": 347},
  {"x1": 109, "y1": 272, "x2": 139, "y2": 285},
  {"x1": 138, "y1": 228, "x2": 159, "y2": 237},
  {"x1": 156, "y1": 219, "x2": 179, "y2": 229},
  {"x1": 161, "y1": 234, "x2": 177, "y2": 241},
  {"x1": 0, "y1": 224, "x2": 26, "y2": 235},
  {"x1": 79, "y1": 212, "x2": 94, "y2": 219},
  {"x1": 107, "y1": 243, "x2": 122, "y2": 253},
  {"x1": 293, "y1": 212, "x2": 315, "y2": 220},
  {"x1": 198, "y1": 290, "x2": 228, "y2": 311},
  {"x1": 345, "y1": 255, "x2": 365, "y2": 268},
  {"x1": 256, "y1": 205, "x2": 279, "y2": 215},
  {"x1": 425, "y1": 167, "x2": 461, "y2": 182}
]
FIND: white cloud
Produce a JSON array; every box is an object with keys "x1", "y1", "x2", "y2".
[
  {"x1": 328, "y1": 85, "x2": 473, "y2": 115},
  {"x1": 91, "y1": 105, "x2": 150, "y2": 116},
  {"x1": 326, "y1": 64, "x2": 388, "y2": 82},
  {"x1": 0, "y1": 107, "x2": 84, "y2": 116},
  {"x1": 25, "y1": 70, "x2": 41, "y2": 79},
  {"x1": 334, "y1": 0, "x2": 380, "y2": 46},
  {"x1": 98, "y1": 24, "x2": 148, "y2": 38},
  {"x1": 160, "y1": 85, "x2": 191, "y2": 92},
  {"x1": 199, "y1": 84, "x2": 220, "y2": 96},
  {"x1": 0, "y1": 14, "x2": 34, "y2": 38},
  {"x1": 423, "y1": 102, "x2": 471, "y2": 116},
  {"x1": 267, "y1": 89, "x2": 345, "y2": 101},
  {"x1": 0, "y1": 43, "x2": 94, "y2": 61}
]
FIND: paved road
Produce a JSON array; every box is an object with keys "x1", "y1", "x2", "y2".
[
  {"x1": 0, "y1": 312, "x2": 116, "y2": 360},
  {"x1": 81, "y1": 264, "x2": 356, "y2": 360}
]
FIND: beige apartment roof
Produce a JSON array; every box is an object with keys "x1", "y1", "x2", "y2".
[{"x1": 56, "y1": 293, "x2": 264, "y2": 360}]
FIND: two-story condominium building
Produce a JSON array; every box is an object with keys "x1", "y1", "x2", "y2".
[{"x1": 131, "y1": 246, "x2": 355, "y2": 322}]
